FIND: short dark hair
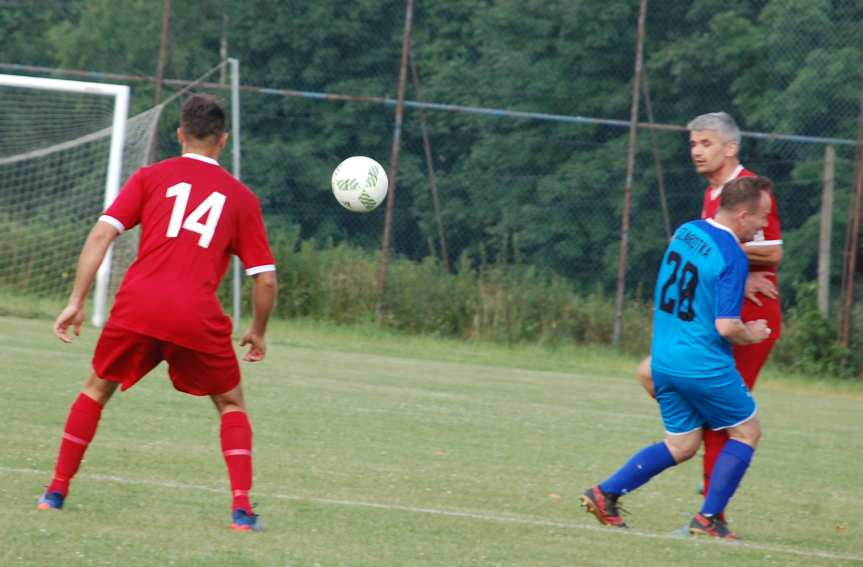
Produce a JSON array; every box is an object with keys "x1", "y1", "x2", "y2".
[
  {"x1": 719, "y1": 176, "x2": 772, "y2": 213},
  {"x1": 180, "y1": 94, "x2": 226, "y2": 141}
]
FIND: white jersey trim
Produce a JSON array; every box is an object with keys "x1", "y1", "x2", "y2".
[
  {"x1": 744, "y1": 239, "x2": 783, "y2": 247},
  {"x1": 246, "y1": 264, "x2": 276, "y2": 276},
  {"x1": 665, "y1": 426, "x2": 704, "y2": 436},
  {"x1": 99, "y1": 215, "x2": 125, "y2": 234},
  {"x1": 705, "y1": 218, "x2": 739, "y2": 241},
  {"x1": 182, "y1": 153, "x2": 219, "y2": 166},
  {"x1": 709, "y1": 164, "x2": 745, "y2": 200},
  {"x1": 710, "y1": 407, "x2": 759, "y2": 431}
]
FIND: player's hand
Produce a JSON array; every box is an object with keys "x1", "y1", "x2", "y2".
[
  {"x1": 744, "y1": 272, "x2": 777, "y2": 307},
  {"x1": 744, "y1": 319, "x2": 771, "y2": 342},
  {"x1": 54, "y1": 304, "x2": 85, "y2": 343},
  {"x1": 240, "y1": 331, "x2": 267, "y2": 362}
]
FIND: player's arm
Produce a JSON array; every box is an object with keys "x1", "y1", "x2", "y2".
[
  {"x1": 715, "y1": 318, "x2": 771, "y2": 345},
  {"x1": 743, "y1": 243, "x2": 783, "y2": 267},
  {"x1": 240, "y1": 270, "x2": 277, "y2": 362},
  {"x1": 54, "y1": 221, "x2": 120, "y2": 342}
]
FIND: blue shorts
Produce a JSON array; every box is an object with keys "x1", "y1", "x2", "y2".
[{"x1": 652, "y1": 368, "x2": 757, "y2": 435}]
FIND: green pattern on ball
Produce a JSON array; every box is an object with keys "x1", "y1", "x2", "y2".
[
  {"x1": 336, "y1": 178, "x2": 360, "y2": 192},
  {"x1": 366, "y1": 164, "x2": 380, "y2": 189},
  {"x1": 359, "y1": 191, "x2": 377, "y2": 210}
]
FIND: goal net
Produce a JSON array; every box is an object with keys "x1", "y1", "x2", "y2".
[{"x1": 0, "y1": 74, "x2": 162, "y2": 324}]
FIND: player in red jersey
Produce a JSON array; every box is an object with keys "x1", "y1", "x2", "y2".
[
  {"x1": 636, "y1": 112, "x2": 782, "y2": 514},
  {"x1": 38, "y1": 94, "x2": 277, "y2": 532}
]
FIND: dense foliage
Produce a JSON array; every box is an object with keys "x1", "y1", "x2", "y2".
[{"x1": 2, "y1": 0, "x2": 863, "y2": 371}]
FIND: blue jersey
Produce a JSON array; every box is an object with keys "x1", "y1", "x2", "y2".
[{"x1": 651, "y1": 219, "x2": 749, "y2": 378}]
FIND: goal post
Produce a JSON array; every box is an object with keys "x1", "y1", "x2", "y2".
[
  {"x1": 0, "y1": 61, "x2": 239, "y2": 329},
  {"x1": 0, "y1": 73, "x2": 142, "y2": 326}
]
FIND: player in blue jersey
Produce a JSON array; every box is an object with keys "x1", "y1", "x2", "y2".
[{"x1": 580, "y1": 176, "x2": 774, "y2": 539}]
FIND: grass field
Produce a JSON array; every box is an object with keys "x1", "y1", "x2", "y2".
[{"x1": 1, "y1": 315, "x2": 861, "y2": 566}]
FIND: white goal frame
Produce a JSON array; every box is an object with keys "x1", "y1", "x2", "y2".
[{"x1": 0, "y1": 74, "x2": 130, "y2": 327}]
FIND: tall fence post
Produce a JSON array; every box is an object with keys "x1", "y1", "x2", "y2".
[
  {"x1": 612, "y1": 0, "x2": 648, "y2": 346},
  {"x1": 409, "y1": 48, "x2": 451, "y2": 272},
  {"x1": 229, "y1": 58, "x2": 242, "y2": 326},
  {"x1": 839, "y1": 92, "x2": 863, "y2": 348},
  {"x1": 818, "y1": 144, "x2": 835, "y2": 317},
  {"x1": 376, "y1": 0, "x2": 415, "y2": 323},
  {"x1": 641, "y1": 68, "x2": 671, "y2": 240}
]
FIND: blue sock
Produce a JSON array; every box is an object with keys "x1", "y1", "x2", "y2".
[
  {"x1": 599, "y1": 442, "x2": 676, "y2": 495},
  {"x1": 701, "y1": 439, "x2": 754, "y2": 516}
]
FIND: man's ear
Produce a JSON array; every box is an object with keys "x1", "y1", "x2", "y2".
[
  {"x1": 177, "y1": 128, "x2": 185, "y2": 146},
  {"x1": 724, "y1": 141, "x2": 739, "y2": 158}
]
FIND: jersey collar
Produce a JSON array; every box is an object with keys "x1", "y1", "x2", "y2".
[
  {"x1": 182, "y1": 152, "x2": 219, "y2": 166},
  {"x1": 709, "y1": 164, "x2": 744, "y2": 200},
  {"x1": 705, "y1": 218, "x2": 739, "y2": 241}
]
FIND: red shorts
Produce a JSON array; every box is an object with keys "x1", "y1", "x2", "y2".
[
  {"x1": 734, "y1": 293, "x2": 782, "y2": 390},
  {"x1": 92, "y1": 324, "x2": 240, "y2": 396}
]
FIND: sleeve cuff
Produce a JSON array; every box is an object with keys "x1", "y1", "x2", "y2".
[
  {"x1": 99, "y1": 215, "x2": 125, "y2": 234},
  {"x1": 744, "y1": 239, "x2": 782, "y2": 247},
  {"x1": 245, "y1": 264, "x2": 276, "y2": 276}
]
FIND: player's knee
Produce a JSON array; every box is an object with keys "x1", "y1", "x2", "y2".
[
  {"x1": 211, "y1": 385, "x2": 245, "y2": 415},
  {"x1": 664, "y1": 436, "x2": 700, "y2": 463},
  {"x1": 729, "y1": 417, "x2": 762, "y2": 448},
  {"x1": 636, "y1": 357, "x2": 656, "y2": 399},
  {"x1": 82, "y1": 373, "x2": 117, "y2": 406}
]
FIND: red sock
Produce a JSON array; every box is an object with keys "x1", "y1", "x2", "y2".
[
  {"x1": 702, "y1": 427, "x2": 729, "y2": 499},
  {"x1": 48, "y1": 393, "x2": 103, "y2": 497},
  {"x1": 221, "y1": 411, "x2": 253, "y2": 513}
]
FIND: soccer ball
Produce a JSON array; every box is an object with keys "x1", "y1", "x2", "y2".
[{"x1": 331, "y1": 156, "x2": 388, "y2": 213}]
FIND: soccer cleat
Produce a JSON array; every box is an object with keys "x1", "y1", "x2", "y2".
[
  {"x1": 689, "y1": 513, "x2": 738, "y2": 539},
  {"x1": 37, "y1": 491, "x2": 65, "y2": 510},
  {"x1": 230, "y1": 508, "x2": 262, "y2": 532},
  {"x1": 580, "y1": 485, "x2": 627, "y2": 527}
]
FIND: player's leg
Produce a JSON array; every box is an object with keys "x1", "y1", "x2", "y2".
[
  {"x1": 40, "y1": 326, "x2": 161, "y2": 510},
  {"x1": 39, "y1": 373, "x2": 118, "y2": 509},
  {"x1": 689, "y1": 370, "x2": 760, "y2": 539},
  {"x1": 732, "y1": 338, "x2": 776, "y2": 390},
  {"x1": 636, "y1": 355, "x2": 655, "y2": 399},
  {"x1": 211, "y1": 385, "x2": 259, "y2": 531},
  {"x1": 212, "y1": 385, "x2": 253, "y2": 516},
  {"x1": 701, "y1": 427, "x2": 728, "y2": 497},
  {"x1": 582, "y1": 370, "x2": 700, "y2": 527},
  {"x1": 691, "y1": 416, "x2": 760, "y2": 539},
  {"x1": 163, "y1": 343, "x2": 259, "y2": 530},
  {"x1": 701, "y1": 340, "x2": 774, "y2": 502}
]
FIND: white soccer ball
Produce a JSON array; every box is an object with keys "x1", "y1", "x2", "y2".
[{"x1": 331, "y1": 156, "x2": 388, "y2": 213}]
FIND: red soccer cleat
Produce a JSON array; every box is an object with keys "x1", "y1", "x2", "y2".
[
  {"x1": 580, "y1": 485, "x2": 627, "y2": 527},
  {"x1": 689, "y1": 512, "x2": 738, "y2": 539}
]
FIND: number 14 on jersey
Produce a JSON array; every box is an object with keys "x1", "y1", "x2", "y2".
[{"x1": 165, "y1": 182, "x2": 226, "y2": 249}]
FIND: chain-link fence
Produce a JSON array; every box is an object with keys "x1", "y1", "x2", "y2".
[{"x1": 1, "y1": 0, "x2": 861, "y2": 356}]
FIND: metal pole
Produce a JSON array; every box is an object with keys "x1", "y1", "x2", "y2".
[
  {"x1": 376, "y1": 0, "x2": 415, "y2": 322},
  {"x1": 229, "y1": 58, "x2": 242, "y2": 326},
  {"x1": 612, "y1": 0, "x2": 648, "y2": 346},
  {"x1": 409, "y1": 47, "x2": 451, "y2": 272},
  {"x1": 839, "y1": 93, "x2": 863, "y2": 347},
  {"x1": 641, "y1": 68, "x2": 671, "y2": 240},
  {"x1": 817, "y1": 145, "x2": 835, "y2": 317},
  {"x1": 220, "y1": 10, "x2": 229, "y2": 85},
  {"x1": 154, "y1": 0, "x2": 171, "y2": 104}
]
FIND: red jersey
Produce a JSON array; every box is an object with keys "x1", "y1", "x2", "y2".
[
  {"x1": 700, "y1": 165, "x2": 782, "y2": 335},
  {"x1": 100, "y1": 153, "x2": 275, "y2": 353}
]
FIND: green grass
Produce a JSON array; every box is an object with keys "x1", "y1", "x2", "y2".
[{"x1": 1, "y1": 315, "x2": 861, "y2": 565}]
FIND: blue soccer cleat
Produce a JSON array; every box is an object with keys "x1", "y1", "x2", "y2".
[
  {"x1": 230, "y1": 508, "x2": 262, "y2": 532},
  {"x1": 37, "y1": 491, "x2": 65, "y2": 510}
]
